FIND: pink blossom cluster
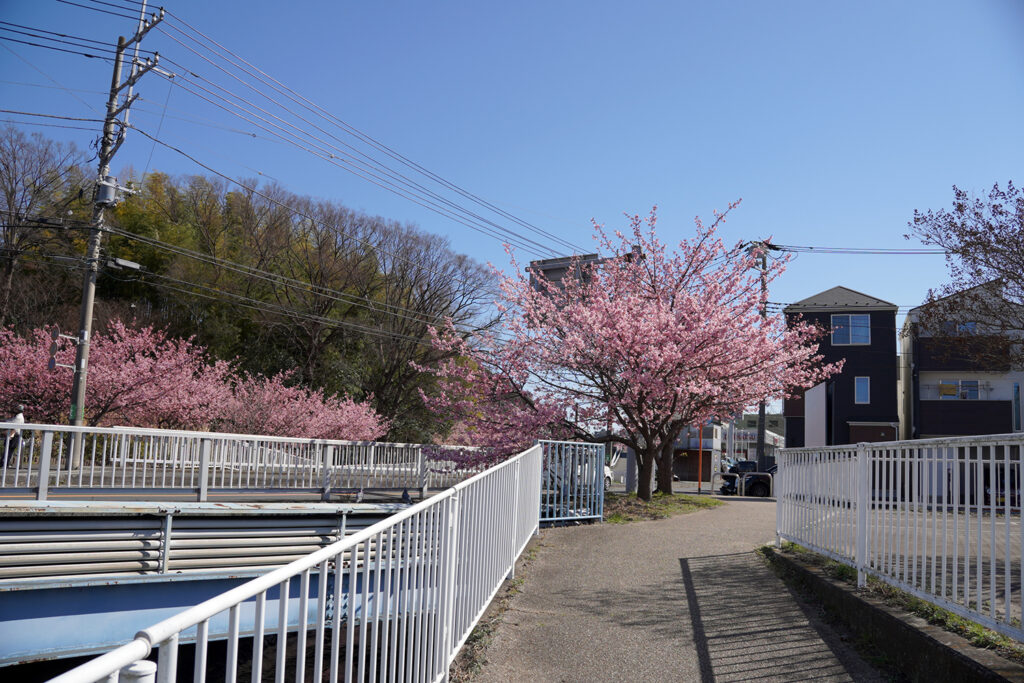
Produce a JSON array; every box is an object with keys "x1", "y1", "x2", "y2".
[
  {"x1": 0, "y1": 320, "x2": 388, "y2": 441},
  {"x1": 219, "y1": 372, "x2": 389, "y2": 441}
]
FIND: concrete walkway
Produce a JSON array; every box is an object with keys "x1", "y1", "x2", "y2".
[{"x1": 476, "y1": 497, "x2": 888, "y2": 683}]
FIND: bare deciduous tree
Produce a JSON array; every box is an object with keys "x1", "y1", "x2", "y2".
[
  {"x1": 906, "y1": 182, "x2": 1024, "y2": 366},
  {"x1": 0, "y1": 126, "x2": 86, "y2": 326}
]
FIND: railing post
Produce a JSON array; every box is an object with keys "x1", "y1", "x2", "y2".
[
  {"x1": 775, "y1": 452, "x2": 783, "y2": 548},
  {"x1": 119, "y1": 660, "x2": 157, "y2": 683},
  {"x1": 198, "y1": 438, "x2": 211, "y2": 502},
  {"x1": 320, "y1": 443, "x2": 333, "y2": 501},
  {"x1": 440, "y1": 492, "x2": 460, "y2": 682},
  {"x1": 37, "y1": 431, "x2": 53, "y2": 501},
  {"x1": 416, "y1": 445, "x2": 427, "y2": 500},
  {"x1": 508, "y1": 459, "x2": 520, "y2": 580},
  {"x1": 855, "y1": 442, "x2": 869, "y2": 587},
  {"x1": 160, "y1": 512, "x2": 173, "y2": 574}
]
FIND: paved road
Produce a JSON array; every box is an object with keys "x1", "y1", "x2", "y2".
[{"x1": 477, "y1": 497, "x2": 888, "y2": 682}]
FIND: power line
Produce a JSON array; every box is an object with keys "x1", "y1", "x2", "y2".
[
  {"x1": 0, "y1": 118, "x2": 99, "y2": 132},
  {"x1": 0, "y1": 45, "x2": 104, "y2": 114},
  {"x1": 150, "y1": 58, "x2": 558, "y2": 257},
  {"x1": 104, "y1": 224, "x2": 461, "y2": 329},
  {"x1": 136, "y1": 269, "x2": 441, "y2": 347},
  {"x1": 55, "y1": 0, "x2": 138, "y2": 21},
  {"x1": 10, "y1": 248, "x2": 442, "y2": 346},
  {"x1": 0, "y1": 34, "x2": 115, "y2": 61},
  {"x1": 0, "y1": 78, "x2": 108, "y2": 96},
  {"x1": 151, "y1": 12, "x2": 588, "y2": 254},
  {"x1": 0, "y1": 108, "x2": 106, "y2": 124},
  {"x1": 10, "y1": 207, "x2": 484, "y2": 331},
  {"x1": 0, "y1": 21, "x2": 155, "y2": 56},
  {"x1": 127, "y1": 124, "x2": 518, "y2": 285},
  {"x1": 771, "y1": 243, "x2": 945, "y2": 255},
  {"x1": 58, "y1": 0, "x2": 592, "y2": 258},
  {"x1": 63, "y1": 0, "x2": 586, "y2": 256}
]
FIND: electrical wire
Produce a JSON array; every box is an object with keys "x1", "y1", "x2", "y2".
[
  {"x1": 0, "y1": 109, "x2": 105, "y2": 124},
  {"x1": 9, "y1": 246, "x2": 449, "y2": 347},
  {"x1": 55, "y1": 0, "x2": 137, "y2": 21},
  {"x1": 150, "y1": 59, "x2": 557, "y2": 257},
  {"x1": 136, "y1": 269, "x2": 442, "y2": 347},
  {"x1": 0, "y1": 78, "x2": 108, "y2": 97},
  {"x1": 0, "y1": 45, "x2": 104, "y2": 114},
  {"x1": 151, "y1": 10, "x2": 588, "y2": 252},
  {"x1": 0, "y1": 21, "x2": 154, "y2": 56},
  {"x1": 58, "y1": 0, "x2": 592, "y2": 258},
  {"x1": 0, "y1": 35, "x2": 115, "y2": 61},
  {"x1": 104, "y1": 223, "x2": 464, "y2": 328},
  {"x1": 128, "y1": 123, "x2": 535, "y2": 284},
  {"x1": 9, "y1": 207, "x2": 484, "y2": 330},
  {"x1": 771, "y1": 243, "x2": 945, "y2": 255},
  {"x1": 0, "y1": 118, "x2": 99, "y2": 132}
]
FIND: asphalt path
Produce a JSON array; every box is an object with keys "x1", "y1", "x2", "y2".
[{"x1": 477, "y1": 497, "x2": 888, "y2": 682}]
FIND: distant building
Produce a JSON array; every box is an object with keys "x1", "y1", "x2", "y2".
[
  {"x1": 671, "y1": 423, "x2": 723, "y2": 481},
  {"x1": 527, "y1": 253, "x2": 606, "y2": 292},
  {"x1": 784, "y1": 286, "x2": 899, "y2": 447},
  {"x1": 900, "y1": 285, "x2": 1024, "y2": 438},
  {"x1": 738, "y1": 412, "x2": 785, "y2": 437}
]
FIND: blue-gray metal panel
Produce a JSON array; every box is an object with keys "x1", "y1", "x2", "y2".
[{"x1": 0, "y1": 565, "x2": 403, "y2": 666}]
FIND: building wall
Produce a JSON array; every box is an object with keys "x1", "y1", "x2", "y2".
[
  {"x1": 787, "y1": 309, "x2": 899, "y2": 445},
  {"x1": 915, "y1": 370, "x2": 1023, "y2": 436},
  {"x1": 918, "y1": 400, "x2": 1013, "y2": 436}
]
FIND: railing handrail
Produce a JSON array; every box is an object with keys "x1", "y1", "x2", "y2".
[
  {"x1": 0, "y1": 421, "x2": 427, "y2": 450},
  {"x1": 780, "y1": 431, "x2": 1024, "y2": 455},
  {"x1": 48, "y1": 443, "x2": 543, "y2": 683}
]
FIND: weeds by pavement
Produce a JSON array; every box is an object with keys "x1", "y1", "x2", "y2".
[
  {"x1": 604, "y1": 491, "x2": 721, "y2": 523},
  {"x1": 770, "y1": 542, "x2": 1024, "y2": 666}
]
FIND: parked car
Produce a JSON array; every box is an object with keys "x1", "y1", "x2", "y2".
[{"x1": 719, "y1": 461, "x2": 776, "y2": 497}]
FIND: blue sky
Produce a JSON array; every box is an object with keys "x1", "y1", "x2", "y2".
[{"x1": 3, "y1": 0, "x2": 1024, "y2": 325}]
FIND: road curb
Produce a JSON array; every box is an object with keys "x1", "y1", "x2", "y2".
[{"x1": 764, "y1": 546, "x2": 1024, "y2": 683}]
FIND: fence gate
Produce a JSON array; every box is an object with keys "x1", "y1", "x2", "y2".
[{"x1": 539, "y1": 440, "x2": 605, "y2": 523}]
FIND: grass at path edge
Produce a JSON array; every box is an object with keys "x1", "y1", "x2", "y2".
[{"x1": 604, "y1": 491, "x2": 722, "y2": 523}]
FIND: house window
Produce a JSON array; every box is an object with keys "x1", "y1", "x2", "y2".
[
  {"x1": 940, "y1": 321, "x2": 978, "y2": 335},
  {"x1": 854, "y1": 376, "x2": 870, "y2": 404},
  {"x1": 938, "y1": 379, "x2": 980, "y2": 400},
  {"x1": 831, "y1": 314, "x2": 870, "y2": 345}
]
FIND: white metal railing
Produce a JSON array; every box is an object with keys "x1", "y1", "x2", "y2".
[
  {"x1": 47, "y1": 443, "x2": 544, "y2": 683},
  {"x1": 0, "y1": 423, "x2": 433, "y2": 500},
  {"x1": 777, "y1": 433, "x2": 1024, "y2": 642}
]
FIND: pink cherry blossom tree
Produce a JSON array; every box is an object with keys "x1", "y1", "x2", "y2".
[
  {"x1": 0, "y1": 321, "x2": 389, "y2": 441},
  {"x1": 0, "y1": 321, "x2": 233, "y2": 427},
  {"x1": 422, "y1": 205, "x2": 841, "y2": 500},
  {"x1": 217, "y1": 371, "x2": 389, "y2": 441}
]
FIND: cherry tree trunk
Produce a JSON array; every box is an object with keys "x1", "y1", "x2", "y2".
[
  {"x1": 636, "y1": 451, "x2": 656, "y2": 501},
  {"x1": 655, "y1": 440, "x2": 676, "y2": 494}
]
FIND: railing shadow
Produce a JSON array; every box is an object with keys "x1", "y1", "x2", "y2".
[
  {"x1": 541, "y1": 550, "x2": 877, "y2": 681},
  {"x1": 678, "y1": 552, "x2": 873, "y2": 682}
]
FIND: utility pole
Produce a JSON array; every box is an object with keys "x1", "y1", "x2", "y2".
[
  {"x1": 69, "y1": 9, "x2": 161, "y2": 428},
  {"x1": 753, "y1": 242, "x2": 768, "y2": 471}
]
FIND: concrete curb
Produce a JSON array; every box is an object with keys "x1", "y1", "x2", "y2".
[{"x1": 764, "y1": 547, "x2": 1024, "y2": 683}]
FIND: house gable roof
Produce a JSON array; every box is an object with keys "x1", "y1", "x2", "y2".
[{"x1": 784, "y1": 286, "x2": 897, "y2": 313}]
